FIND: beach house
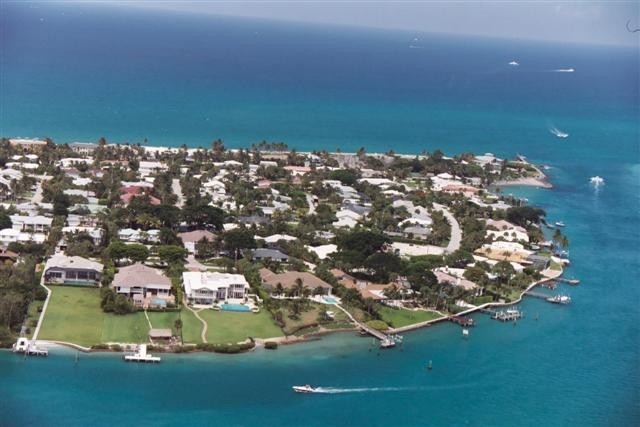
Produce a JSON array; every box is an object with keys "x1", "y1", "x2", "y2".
[
  {"x1": 44, "y1": 254, "x2": 104, "y2": 286},
  {"x1": 259, "y1": 269, "x2": 332, "y2": 296},
  {"x1": 182, "y1": 272, "x2": 250, "y2": 305}
]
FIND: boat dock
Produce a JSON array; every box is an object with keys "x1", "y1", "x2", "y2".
[
  {"x1": 557, "y1": 277, "x2": 580, "y2": 285},
  {"x1": 335, "y1": 304, "x2": 399, "y2": 348},
  {"x1": 123, "y1": 344, "x2": 161, "y2": 363},
  {"x1": 482, "y1": 308, "x2": 523, "y2": 322},
  {"x1": 449, "y1": 316, "x2": 475, "y2": 327},
  {"x1": 12, "y1": 338, "x2": 48, "y2": 356}
]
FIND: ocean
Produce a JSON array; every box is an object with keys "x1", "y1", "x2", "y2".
[{"x1": 1, "y1": 2, "x2": 639, "y2": 426}]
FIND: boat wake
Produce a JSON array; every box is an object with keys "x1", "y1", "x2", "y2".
[
  {"x1": 313, "y1": 386, "x2": 417, "y2": 394},
  {"x1": 552, "y1": 68, "x2": 575, "y2": 73},
  {"x1": 549, "y1": 126, "x2": 569, "y2": 138}
]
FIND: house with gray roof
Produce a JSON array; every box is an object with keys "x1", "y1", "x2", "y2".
[{"x1": 44, "y1": 254, "x2": 104, "y2": 286}]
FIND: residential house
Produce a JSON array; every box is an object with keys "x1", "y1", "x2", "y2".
[
  {"x1": 111, "y1": 263, "x2": 174, "y2": 308},
  {"x1": 44, "y1": 254, "x2": 103, "y2": 286},
  {"x1": 0, "y1": 247, "x2": 18, "y2": 263},
  {"x1": 179, "y1": 230, "x2": 216, "y2": 255},
  {"x1": 259, "y1": 269, "x2": 332, "y2": 295},
  {"x1": 68, "y1": 142, "x2": 98, "y2": 155},
  {"x1": 10, "y1": 215, "x2": 52, "y2": 233},
  {"x1": 183, "y1": 272, "x2": 250, "y2": 305},
  {"x1": 251, "y1": 248, "x2": 289, "y2": 262}
]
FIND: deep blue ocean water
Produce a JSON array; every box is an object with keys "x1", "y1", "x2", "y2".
[{"x1": 1, "y1": 3, "x2": 639, "y2": 426}]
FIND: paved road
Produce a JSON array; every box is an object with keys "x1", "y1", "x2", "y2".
[
  {"x1": 306, "y1": 194, "x2": 316, "y2": 215},
  {"x1": 32, "y1": 175, "x2": 49, "y2": 204},
  {"x1": 172, "y1": 179, "x2": 184, "y2": 207},
  {"x1": 433, "y1": 203, "x2": 461, "y2": 253}
]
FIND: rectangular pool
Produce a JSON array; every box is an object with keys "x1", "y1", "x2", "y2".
[
  {"x1": 323, "y1": 297, "x2": 338, "y2": 304},
  {"x1": 220, "y1": 303, "x2": 251, "y2": 312}
]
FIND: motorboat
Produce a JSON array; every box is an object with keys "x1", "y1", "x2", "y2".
[
  {"x1": 554, "y1": 221, "x2": 566, "y2": 227},
  {"x1": 293, "y1": 385, "x2": 319, "y2": 393},
  {"x1": 509, "y1": 60, "x2": 519, "y2": 66},
  {"x1": 590, "y1": 176, "x2": 605, "y2": 186},
  {"x1": 550, "y1": 127, "x2": 569, "y2": 138}
]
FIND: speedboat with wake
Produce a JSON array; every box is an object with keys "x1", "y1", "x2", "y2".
[{"x1": 293, "y1": 385, "x2": 320, "y2": 393}]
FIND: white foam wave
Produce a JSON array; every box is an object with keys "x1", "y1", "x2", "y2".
[{"x1": 314, "y1": 386, "x2": 415, "y2": 394}]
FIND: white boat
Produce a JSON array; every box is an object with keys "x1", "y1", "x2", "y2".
[
  {"x1": 123, "y1": 344, "x2": 161, "y2": 363},
  {"x1": 509, "y1": 60, "x2": 519, "y2": 66},
  {"x1": 462, "y1": 328, "x2": 469, "y2": 337},
  {"x1": 550, "y1": 127, "x2": 569, "y2": 138},
  {"x1": 547, "y1": 295, "x2": 571, "y2": 305},
  {"x1": 555, "y1": 68, "x2": 575, "y2": 73},
  {"x1": 293, "y1": 385, "x2": 319, "y2": 393},
  {"x1": 555, "y1": 221, "x2": 566, "y2": 227},
  {"x1": 12, "y1": 337, "x2": 29, "y2": 353},
  {"x1": 590, "y1": 176, "x2": 605, "y2": 186}
]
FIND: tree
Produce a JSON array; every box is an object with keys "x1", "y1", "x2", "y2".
[
  {"x1": 158, "y1": 245, "x2": 187, "y2": 265},
  {"x1": 0, "y1": 210, "x2": 11, "y2": 230},
  {"x1": 463, "y1": 266, "x2": 486, "y2": 283},
  {"x1": 174, "y1": 318, "x2": 183, "y2": 345},
  {"x1": 222, "y1": 229, "x2": 256, "y2": 261},
  {"x1": 53, "y1": 193, "x2": 71, "y2": 216},
  {"x1": 492, "y1": 260, "x2": 516, "y2": 284},
  {"x1": 195, "y1": 237, "x2": 216, "y2": 259},
  {"x1": 506, "y1": 206, "x2": 545, "y2": 227}
]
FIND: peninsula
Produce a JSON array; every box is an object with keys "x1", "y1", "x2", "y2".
[{"x1": 0, "y1": 138, "x2": 573, "y2": 354}]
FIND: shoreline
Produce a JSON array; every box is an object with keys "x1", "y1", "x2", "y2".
[{"x1": 31, "y1": 270, "x2": 562, "y2": 355}]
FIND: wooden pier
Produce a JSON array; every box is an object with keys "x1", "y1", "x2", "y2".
[
  {"x1": 335, "y1": 304, "x2": 398, "y2": 348},
  {"x1": 449, "y1": 316, "x2": 475, "y2": 327}
]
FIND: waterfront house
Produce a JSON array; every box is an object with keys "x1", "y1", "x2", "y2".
[
  {"x1": 259, "y1": 269, "x2": 332, "y2": 296},
  {"x1": 182, "y1": 272, "x2": 250, "y2": 305},
  {"x1": 111, "y1": 263, "x2": 174, "y2": 308},
  {"x1": 68, "y1": 142, "x2": 98, "y2": 155},
  {"x1": 10, "y1": 215, "x2": 53, "y2": 234},
  {"x1": 44, "y1": 254, "x2": 103, "y2": 286}
]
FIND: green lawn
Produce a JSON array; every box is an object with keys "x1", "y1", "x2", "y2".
[
  {"x1": 198, "y1": 309, "x2": 282, "y2": 344},
  {"x1": 179, "y1": 309, "x2": 204, "y2": 344},
  {"x1": 377, "y1": 305, "x2": 443, "y2": 328},
  {"x1": 39, "y1": 286, "x2": 203, "y2": 346}
]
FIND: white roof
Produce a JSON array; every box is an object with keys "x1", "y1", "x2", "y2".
[
  {"x1": 306, "y1": 244, "x2": 337, "y2": 260},
  {"x1": 10, "y1": 215, "x2": 53, "y2": 226},
  {"x1": 183, "y1": 272, "x2": 249, "y2": 295},
  {"x1": 262, "y1": 234, "x2": 298, "y2": 243}
]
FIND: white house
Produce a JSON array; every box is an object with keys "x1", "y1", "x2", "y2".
[
  {"x1": 183, "y1": 272, "x2": 250, "y2": 305},
  {"x1": 10, "y1": 215, "x2": 53, "y2": 233}
]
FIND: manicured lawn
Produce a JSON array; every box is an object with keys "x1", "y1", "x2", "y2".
[
  {"x1": 39, "y1": 286, "x2": 203, "y2": 345},
  {"x1": 377, "y1": 305, "x2": 443, "y2": 328},
  {"x1": 179, "y1": 309, "x2": 204, "y2": 344},
  {"x1": 102, "y1": 312, "x2": 149, "y2": 343},
  {"x1": 199, "y1": 309, "x2": 282, "y2": 344},
  {"x1": 39, "y1": 286, "x2": 105, "y2": 346}
]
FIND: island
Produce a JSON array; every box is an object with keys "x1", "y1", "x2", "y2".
[{"x1": 0, "y1": 138, "x2": 573, "y2": 354}]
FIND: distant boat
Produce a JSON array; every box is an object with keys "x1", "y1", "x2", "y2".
[
  {"x1": 462, "y1": 328, "x2": 469, "y2": 337},
  {"x1": 427, "y1": 360, "x2": 433, "y2": 370},
  {"x1": 554, "y1": 68, "x2": 575, "y2": 73},
  {"x1": 550, "y1": 127, "x2": 569, "y2": 138},
  {"x1": 293, "y1": 385, "x2": 319, "y2": 393},
  {"x1": 555, "y1": 221, "x2": 566, "y2": 227},
  {"x1": 509, "y1": 60, "x2": 519, "y2": 66},
  {"x1": 590, "y1": 176, "x2": 605, "y2": 186}
]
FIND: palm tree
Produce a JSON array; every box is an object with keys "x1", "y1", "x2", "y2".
[
  {"x1": 174, "y1": 318, "x2": 183, "y2": 345},
  {"x1": 294, "y1": 278, "x2": 305, "y2": 298}
]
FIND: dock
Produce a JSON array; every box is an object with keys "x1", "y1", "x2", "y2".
[
  {"x1": 123, "y1": 344, "x2": 161, "y2": 363},
  {"x1": 12, "y1": 338, "x2": 48, "y2": 356},
  {"x1": 482, "y1": 308, "x2": 523, "y2": 322},
  {"x1": 449, "y1": 316, "x2": 475, "y2": 327},
  {"x1": 557, "y1": 277, "x2": 580, "y2": 285},
  {"x1": 335, "y1": 304, "x2": 399, "y2": 348}
]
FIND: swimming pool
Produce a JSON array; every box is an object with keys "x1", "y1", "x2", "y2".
[
  {"x1": 323, "y1": 296, "x2": 338, "y2": 304},
  {"x1": 220, "y1": 303, "x2": 252, "y2": 312}
]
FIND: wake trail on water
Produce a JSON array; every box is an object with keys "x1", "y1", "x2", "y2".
[{"x1": 313, "y1": 386, "x2": 420, "y2": 394}]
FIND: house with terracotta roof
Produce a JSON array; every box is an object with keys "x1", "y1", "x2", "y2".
[
  {"x1": 259, "y1": 268, "x2": 332, "y2": 296},
  {"x1": 179, "y1": 230, "x2": 216, "y2": 255},
  {"x1": 120, "y1": 186, "x2": 161, "y2": 206}
]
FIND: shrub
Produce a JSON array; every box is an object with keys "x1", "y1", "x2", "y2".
[
  {"x1": 91, "y1": 343, "x2": 109, "y2": 350},
  {"x1": 264, "y1": 341, "x2": 278, "y2": 350},
  {"x1": 110, "y1": 344, "x2": 122, "y2": 352}
]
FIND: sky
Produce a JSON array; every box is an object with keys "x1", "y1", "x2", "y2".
[{"x1": 113, "y1": 0, "x2": 640, "y2": 47}]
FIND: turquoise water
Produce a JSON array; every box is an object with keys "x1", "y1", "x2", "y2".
[
  {"x1": 323, "y1": 297, "x2": 338, "y2": 304},
  {"x1": 1, "y1": 2, "x2": 639, "y2": 426},
  {"x1": 221, "y1": 303, "x2": 252, "y2": 312}
]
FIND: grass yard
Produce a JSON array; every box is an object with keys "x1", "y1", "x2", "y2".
[
  {"x1": 179, "y1": 309, "x2": 204, "y2": 344},
  {"x1": 39, "y1": 286, "x2": 105, "y2": 346},
  {"x1": 39, "y1": 286, "x2": 204, "y2": 346},
  {"x1": 199, "y1": 309, "x2": 282, "y2": 344},
  {"x1": 377, "y1": 305, "x2": 443, "y2": 328}
]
